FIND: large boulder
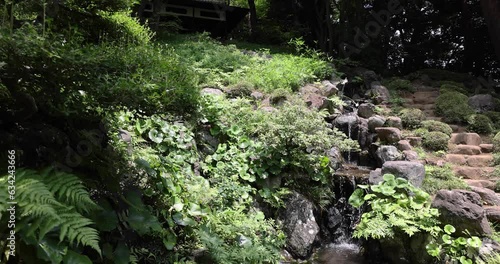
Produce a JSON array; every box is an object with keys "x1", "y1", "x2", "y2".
[
  {"x1": 280, "y1": 192, "x2": 319, "y2": 259},
  {"x1": 368, "y1": 115, "x2": 386, "y2": 133},
  {"x1": 358, "y1": 103, "x2": 376, "y2": 118},
  {"x1": 368, "y1": 81, "x2": 390, "y2": 104},
  {"x1": 384, "y1": 116, "x2": 403, "y2": 129},
  {"x1": 375, "y1": 127, "x2": 402, "y2": 144},
  {"x1": 374, "y1": 145, "x2": 402, "y2": 167},
  {"x1": 403, "y1": 150, "x2": 419, "y2": 161},
  {"x1": 334, "y1": 113, "x2": 359, "y2": 140},
  {"x1": 201, "y1": 88, "x2": 224, "y2": 96},
  {"x1": 431, "y1": 190, "x2": 492, "y2": 236},
  {"x1": 321, "y1": 80, "x2": 339, "y2": 97},
  {"x1": 380, "y1": 161, "x2": 425, "y2": 187},
  {"x1": 397, "y1": 140, "x2": 412, "y2": 151},
  {"x1": 327, "y1": 147, "x2": 343, "y2": 170},
  {"x1": 304, "y1": 93, "x2": 330, "y2": 110},
  {"x1": 468, "y1": 94, "x2": 496, "y2": 113},
  {"x1": 361, "y1": 69, "x2": 380, "y2": 89},
  {"x1": 470, "y1": 186, "x2": 500, "y2": 206},
  {"x1": 357, "y1": 118, "x2": 371, "y2": 149},
  {"x1": 449, "y1": 133, "x2": 482, "y2": 146},
  {"x1": 368, "y1": 168, "x2": 383, "y2": 185}
]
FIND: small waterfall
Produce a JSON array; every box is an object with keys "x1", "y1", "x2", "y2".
[
  {"x1": 317, "y1": 170, "x2": 369, "y2": 264},
  {"x1": 347, "y1": 122, "x2": 352, "y2": 164}
]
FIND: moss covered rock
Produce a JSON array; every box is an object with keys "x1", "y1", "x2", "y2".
[
  {"x1": 435, "y1": 91, "x2": 474, "y2": 123},
  {"x1": 422, "y1": 131, "x2": 449, "y2": 151},
  {"x1": 384, "y1": 78, "x2": 414, "y2": 92},
  {"x1": 493, "y1": 132, "x2": 500, "y2": 153},
  {"x1": 439, "y1": 83, "x2": 468, "y2": 95},
  {"x1": 467, "y1": 114, "x2": 494, "y2": 134},
  {"x1": 421, "y1": 120, "x2": 453, "y2": 136},
  {"x1": 399, "y1": 108, "x2": 426, "y2": 129}
]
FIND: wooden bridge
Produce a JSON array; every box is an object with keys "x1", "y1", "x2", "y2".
[{"x1": 136, "y1": 0, "x2": 249, "y2": 36}]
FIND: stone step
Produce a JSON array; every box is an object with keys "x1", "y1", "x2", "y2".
[
  {"x1": 480, "y1": 144, "x2": 494, "y2": 153},
  {"x1": 484, "y1": 206, "x2": 500, "y2": 223},
  {"x1": 464, "y1": 179, "x2": 496, "y2": 190},
  {"x1": 449, "y1": 145, "x2": 482, "y2": 155},
  {"x1": 452, "y1": 166, "x2": 496, "y2": 179},
  {"x1": 449, "y1": 133, "x2": 482, "y2": 146},
  {"x1": 412, "y1": 92, "x2": 440, "y2": 104},
  {"x1": 445, "y1": 154, "x2": 493, "y2": 167}
]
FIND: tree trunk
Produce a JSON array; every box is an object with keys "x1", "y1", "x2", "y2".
[
  {"x1": 247, "y1": 0, "x2": 257, "y2": 38},
  {"x1": 481, "y1": 0, "x2": 500, "y2": 62}
]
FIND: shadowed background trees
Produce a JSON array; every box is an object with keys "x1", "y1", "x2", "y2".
[{"x1": 240, "y1": 0, "x2": 500, "y2": 79}]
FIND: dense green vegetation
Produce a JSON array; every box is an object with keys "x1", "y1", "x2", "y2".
[
  {"x1": 0, "y1": 0, "x2": 499, "y2": 263},
  {"x1": 350, "y1": 175, "x2": 481, "y2": 264},
  {"x1": 0, "y1": 1, "x2": 361, "y2": 263}
]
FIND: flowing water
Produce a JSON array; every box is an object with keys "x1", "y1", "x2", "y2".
[{"x1": 315, "y1": 169, "x2": 369, "y2": 264}]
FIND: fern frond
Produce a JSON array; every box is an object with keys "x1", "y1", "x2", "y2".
[
  {"x1": 59, "y1": 212, "x2": 101, "y2": 255},
  {"x1": 17, "y1": 177, "x2": 60, "y2": 206},
  {"x1": 42, "y1": 169, "x2": 99, "y2": 214},
  {"x1": 1, "y1": 168, "x2": 102, "y2": 256},
  {"x1": 0, "y1": 178, "x2": 9, "y2": 220}
]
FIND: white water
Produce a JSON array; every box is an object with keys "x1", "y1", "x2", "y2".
[
  {"x1": 315, "y1": 174, "x2": 366, "y2": 264},
  {"x1": 316, "y1": 242, "x2": 365, "y2": 264}
]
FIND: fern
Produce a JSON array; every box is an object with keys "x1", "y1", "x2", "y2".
[
  {"x1": 0, "y1": 167, "x2": 102, "y2": 260},
  {"x1": 39, "y1": 167, "x2": 99, "y2": 214}
]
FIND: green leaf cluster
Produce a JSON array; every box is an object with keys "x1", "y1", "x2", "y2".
[
  {"x1": 426, "y1": 225, "x2": 482, "y2": 264},
  {"x1": 349, "y1": 174, "x2": 440, "y2": 239},
  {"x1": 0, "y1": 168, "x2": 101, "y2": 263}
]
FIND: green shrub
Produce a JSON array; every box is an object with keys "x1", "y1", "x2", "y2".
[
  {"x1": 0, "y1": 28, "x2": 199, "y2": 116},
  {"x1": 467, "y1": 114, "x2": 494, "y2": 134},
  {"x1": 435, "y1": 91, "x2": 474, "y2": 123},
  {"x1": 422, "y1": 165, "x2": 468, "y2": 195},
  {"x1": 100, "y1": 11, "x2": 155, "y2": 44},
  {"x1": 485, "y1": 111, "x2": 500, "y2": 129},
  {"x1": 422, "y1": 131, "x2": 450, "y2": 151},
  {"x1": 231, "y1": 53, "x2": 333, "y2": 92},
  {"x1": 413, "y1": 128, "x2": 430, "y2": 138},
  {"x1": 198, "y1": 208, "x2": 285, "y2": 263},
  {"x1": 167, "y1": 34, "x2": 333, "y2": 92},
  {"x1": 384, "y1": 78, "x2": 414, "y2": 92},
  {"x1": 399, "y1": 108, "x2": 426, "y2": 129},
  {"x1": 494, "y1": 132, "x2": 500, "y2": 153},
  {"x1": 494, "y1": 153, "x2": 500, "y2": 166},
  {"x1": 421, "y1": 120, "x2": 453, "y2": 136},
  {"x1": 440, "y1": 84, "x2": 469, "y2": 95}
]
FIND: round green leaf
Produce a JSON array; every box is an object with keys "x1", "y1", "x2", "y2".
[
  {"x1": 148, "y1": 129, "x2": 164, "y2": 143},
  {"x1": 444, "y1": 224, "x2": 456, "y2": 235},
  {"x1": 383, "y1": 174, "x2": 395, "y2": 182},
  {"x1": 442, "y1": 234, "x2": 452, "y2": 244},
  {"x1": 467, "y1": 236, "x2": 482, "y2": 248},
  {"x1": 348, "y1": 189, "x2": 365, "y2": 208}
]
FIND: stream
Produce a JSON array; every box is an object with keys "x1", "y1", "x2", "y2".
[{"x1": 315, "y1": 166, "x2": 371, "y2": 264}]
